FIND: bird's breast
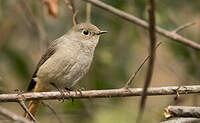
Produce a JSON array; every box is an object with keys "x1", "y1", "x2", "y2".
[{"x1": 37, "y1": 44, "x2": 94, "y2": 89}]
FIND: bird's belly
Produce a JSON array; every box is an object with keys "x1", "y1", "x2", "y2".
[
  {"x1": 56, "y1": 62, "x2": 90, "y2": 88},
  {"x1": 37, "y1": 55, "x2": 91, "y2": 90}
]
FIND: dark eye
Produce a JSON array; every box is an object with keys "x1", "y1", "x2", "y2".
[{"x1": 82, "y1": 30, "x2": 89, "y2": 35}]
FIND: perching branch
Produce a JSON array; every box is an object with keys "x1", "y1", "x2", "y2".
[
  {"x1": 0, "y1": 85, "x2": 200, "y2": 102},
  {"x1": 164, "y1": 106, "x2": 200, "y2": 119},
  {"x1": 0, "y1": 106, "x2": 33, "y2": 123},
  {"x1": 82, "y1": 0, "x2": 200, "y2": 51}
]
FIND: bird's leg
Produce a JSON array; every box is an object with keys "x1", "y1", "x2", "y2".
[
  {"x1": 64, "y1": 87, "x2": 74, "y2": 103},
  {"x1": 76, "y1": 88, "x2": 85, "y2": 96},
  {"x1": 75, "y1": 86, "x2": 85, "y2": 96},
  {"x1": 50, "y1": 82, "x2": 65, "y2": 102}
]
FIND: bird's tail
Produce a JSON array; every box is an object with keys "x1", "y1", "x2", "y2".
[{"x1": 24, "y1": 81, "x2": 49, "y2": 120}]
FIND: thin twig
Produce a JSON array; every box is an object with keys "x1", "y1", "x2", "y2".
[
  {"x1": 123, "y1": 42, "x2": 162, "y2": 88},
  {"x1": 72, "y1": 10, "x2": 79, "y2": 26},
  {"x1": 41, "y1": 101, "x2": 63, "y2": 123},
  {"x1": 18, "y1": 100, "x2": 38, "y2": 123},
  {"x1": 0, "y1": 85, "x2": 200, "y2": 102},
  {"x1": 82, "y1": 0, "x2": 200, "y2": 50},
  {"x1": 173, "y1": 21, "x2": 197, "y2": 33},
  {"x1": 86, "y1": 3, "x2": 92, "y2": 23},
  {"x1": 18, "y1": 0, "x2": 46, "y2": 50},
  {"x1": 70, "y1": 0, "x2": 78, "y2": 25},
  {"x1": 65, "y1": 0, "x2": 78, "y2": 25},
  {"x1": 137, "y1": 0, "x2": 156, "y2": 122},
  {"x1": 0, "y1": 106, "x2": 33, "y2": 123}
]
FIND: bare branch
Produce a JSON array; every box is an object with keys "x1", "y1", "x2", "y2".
[
  {"x1": 72, "y1": 10, "x2": 79, "y2": 26},
  {"x1": 0, "y1": 106, "x2": 33, "y2": 123},
  {"x1": 65, "y1": 0, "x2": 78, "y2": 25},
  {"x1": 18, "y1": 100, "x2": 38, "y2": 123},
  {"x1": 123, "y1": 42, "x2": 162, "y2": 88},
  {"x1": 0, "y1": 85, "x2": 200, "y2": 102},
  {"x1": 86, "y1": 3, "x2": 92, "y2": 23},
  {"x1": 161, "y1": 118, "x2": 200, "y2": 123},
  {"x1": 164, "y1": 106, "x2": 200, "y2": 119},
  {"x1": 138, "y1": 0, "x2": 156, "y2": 121},
  {"x1": 82, "y1": 0, "x2": 200, "y2": 50}
]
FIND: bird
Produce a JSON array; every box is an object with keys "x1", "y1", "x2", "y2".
[{"x1": 24, "y1": 23, "x2": 107, "y2": 120}]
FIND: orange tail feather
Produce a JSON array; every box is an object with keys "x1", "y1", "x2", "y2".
[{"x1": 24, "y1": 80, "x2": 49, "y2": 120}]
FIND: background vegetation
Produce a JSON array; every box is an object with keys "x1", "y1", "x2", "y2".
[{"x1": 0, "y1": 0, "x2": 200, "y2": 122}]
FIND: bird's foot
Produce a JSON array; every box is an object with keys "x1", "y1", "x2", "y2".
[
  {"x1": 50, "y1": 82, "x2": 65, "y2": 102},
  {"x1": 13, "y1": 88, "x2": 24, "y2": 95},
  {"x1": 64, "y1": 87, "x2": 74, "y2": 103}
]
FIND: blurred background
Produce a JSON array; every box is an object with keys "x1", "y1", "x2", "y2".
[{"x1": 0, "y1": 0, "x2": 200, "y2": 122}]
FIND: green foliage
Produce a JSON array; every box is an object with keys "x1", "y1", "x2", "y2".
[
  {"x1": 169, "y1": 42, "x2": 190, "y2": 60},
  {"x1": 63, "y1": 100, "x2": 85, "y2": 112}
]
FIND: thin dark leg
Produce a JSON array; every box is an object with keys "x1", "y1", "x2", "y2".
[
  {"x1": 64, "y1": 87, "x2": 74, "y2": 103},
  {"x1": 50, "y1": 82, "x2": 65, "y2": 102}
]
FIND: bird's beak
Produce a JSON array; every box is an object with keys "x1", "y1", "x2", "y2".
[{"x1": 97, "y1": 30, "x2": 108, "y2": 35}]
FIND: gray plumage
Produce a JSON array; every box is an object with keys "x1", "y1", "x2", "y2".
[{"x1": 27, "y1": 23, "x2": 106, "y2": 92}]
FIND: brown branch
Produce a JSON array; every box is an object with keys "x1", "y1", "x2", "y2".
[
  {"x1": 18, "y1": 100, "x2": 38, "y2": 123},
  {"x1": 65, "y1": 0, "x2": 78, "y2": 25},
  {"x1": 0, "y1": 85, "x2": 200, "y2": 102},
  {"x1": 82, "y1": 0, "x2": 200, "y2": 50},
  {"x1": 86, "y1": 3, "x2": 92, "y2": 23},
  {"x1": 72, "y1": 10, "x2": 79, "y2": 26},
  {"x1": 160, "y1": 118, "x2": 200, "y2": 123},
  {"x1": 164, "y1": 106, "x2": 200, "y2": 119},
  {"x1": 123, "y1": 42, "x2": 162, "y2": 88},
  {"x1": 137, "y1": 0, "x2": 156, "y2": 122},
  {"x1": 0, "y1": 106, "x2": 33, "y2": 123}
]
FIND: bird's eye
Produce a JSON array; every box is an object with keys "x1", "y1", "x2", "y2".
[{"x1": 82, "y1": 30, "x2": 89, "y2": 36}]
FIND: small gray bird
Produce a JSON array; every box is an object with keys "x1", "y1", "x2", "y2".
[{"x1": 24, "y1": 23, "x2": 107, "y2": 120}]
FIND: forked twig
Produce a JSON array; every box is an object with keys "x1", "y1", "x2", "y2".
[
  {"x1": 82, "y1": 0, "x2": 200, "y2": 50},
  {"x1": 0, "y1": 106, "x2": 33, "y2": 123},
  {"x1": 123, "y1": 42, "x2": 162, "y2": 89}
]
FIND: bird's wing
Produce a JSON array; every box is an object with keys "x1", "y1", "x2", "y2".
[{"x1": 27, "y1": 43, "x2": 57, "y2": 91}]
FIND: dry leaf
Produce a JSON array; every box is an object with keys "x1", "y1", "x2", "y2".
[
  {"x1": 64, "y1": 0, "x2": 72, "y2": 10},
  {"x1": 44, "y1": 0, "x2": 58, "y2": 18}
]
